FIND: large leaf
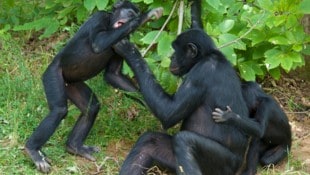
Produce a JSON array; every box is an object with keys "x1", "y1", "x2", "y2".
[
  {"x1": 268, "y1": 36, "x2": 290, "y2": 45},
  {"x1": 157, "y1": 33, "x2": 173, "y2": 57},
  {"x1": 257, "y1": 0, "x2": 273, "y2": 11},
  {"x1": 205, "y1": 0, "x2": 221, "y2": 10},
  {"x1": 264, "y1": 48, "x2": 282, "y2": 70},
  {"x1": 96, "y1": 0, "x2": 108, "y2": 10},
  {"x1": 299, "y1": 0, "x2": 310, "y2": 13},
  {"x1": 84, "y1": 0, "x2": 96, "y2": 11},
  {"x1": 219, "y1": 19, "x2": 235, "y2": 33},
  {"x1": 238, "y1": 61, "x2": 258, "y2": 81},
  {"x1": 140, "y1": 31, "x2": 160, "y2": 44},
  {"x1": 219, "y1": 46, "x2": 237, "y2": 65},
  {"x1": 219, "y1": 33, "x2": 246, "y2": 50}
]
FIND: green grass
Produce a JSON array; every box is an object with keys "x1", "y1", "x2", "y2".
[{"x1": 0, "y1": 32, "x2": 309, "y2": 175}]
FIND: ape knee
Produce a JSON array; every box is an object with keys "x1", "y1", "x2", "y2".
[
  {"x1": 136, "y1": 131, "x2": 156, "y2": 144},
  {"x1": 173, "y1": 131, "x2": 194, "y2": 145},
  {"x1": 51, "y1": 107, "x2": 68, "y2": 120}
]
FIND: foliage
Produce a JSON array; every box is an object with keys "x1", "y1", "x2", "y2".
[{"x1": 1, "y1": 0, "x2": 309, "y2": 88}]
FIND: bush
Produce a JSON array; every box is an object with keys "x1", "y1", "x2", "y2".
[{"x1": 1, "y1": 0, "x2": 309, "y2": 92}]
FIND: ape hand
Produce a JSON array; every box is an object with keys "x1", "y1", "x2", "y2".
[
  {"x1": 212, "y1": 106, "x2": 237, "y2": 123},
  {"x1": 113, "y1": 39, "x2": 141, "y2": 58},
  {"x1": 147, "y1": 7, "x2": 163, "y2": 20}
]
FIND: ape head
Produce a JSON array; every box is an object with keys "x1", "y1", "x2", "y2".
[
  {"x1": 111, "y1": 1, "x2": 140, "y2": 28},
  {"x1": 169, "y1": 29, "x2": 217, "y2": 76}
]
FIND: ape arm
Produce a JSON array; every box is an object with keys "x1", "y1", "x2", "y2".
[
  {"x1": 212, "y1": 97, "x2": 273, "y2": 138},
  {"x1": 190, "y1": 0, "x2": 203, "y2": 29},
  {"x1": 113, "y1": 40, "x2": 205, "y2": 129},
  {"x1": 91, "y1": 8, "x2": 163, "y2": 53}
]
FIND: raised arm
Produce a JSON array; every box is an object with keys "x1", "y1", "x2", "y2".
[
  {"x1": 91, "y1": 8, "x2": 163, "y2": 53},
  {"x1": 113, "y1": 40, "x2": 205, "y2": 129}
]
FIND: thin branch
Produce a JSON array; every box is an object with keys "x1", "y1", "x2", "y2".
[
  {"x1": 218, "y1": 11, "x2": 266, "y2": 49},
  {"x1": 142, "y1": 0, "x2": 179, "y2": 57},
  {"x1": 177, "y1": 0, "x2": 184, "y2": 35}
]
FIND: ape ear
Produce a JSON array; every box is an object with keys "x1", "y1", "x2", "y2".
[{"x1": 187, "y1": 42, "x2": 198, "y2": 58}]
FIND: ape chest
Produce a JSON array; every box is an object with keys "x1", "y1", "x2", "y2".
[{"x1": 62, "y1": 52, "x2": 114, "y2": 82}]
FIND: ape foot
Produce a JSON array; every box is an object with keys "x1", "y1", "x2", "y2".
[
  {"x1": 25, "y1": 147, "x2": 51, "y2": 173},
  {"x1": 66, "y1": 145, "x2": 100, "y2": 161}
]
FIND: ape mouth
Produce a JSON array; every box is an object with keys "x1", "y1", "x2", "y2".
[{"x1": 113, "y1": 19, "x2": 128, "y2": 28}]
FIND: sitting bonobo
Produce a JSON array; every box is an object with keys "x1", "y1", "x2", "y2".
[
  {"x1": 24, "y1": 1, "x2": 163, "y2": 173},
  {"x1": 113, "y1": 29, "x2": 251, "y2": 174},
  {"x1": 213, "y1": 81, "x2": 291, "y2": 175}
]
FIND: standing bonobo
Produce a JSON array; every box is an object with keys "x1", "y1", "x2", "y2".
[
  {"x1": 113, "y1": 29, "x2": 251, "y2": 174},
  {"x1": 25, "y1": 1, "x2": 163, "y2": 173},
  {"x1": 212, "y1": 81, "x2": 292, "y2": 175}
]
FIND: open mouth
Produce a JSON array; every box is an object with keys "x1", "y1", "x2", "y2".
[{"x1": 113, "y1": 19, "x2": 127, "y2": 28}]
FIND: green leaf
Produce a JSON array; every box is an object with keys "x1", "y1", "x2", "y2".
[
  {"x1": 219, "y1": 33, "x2": 246, "y2": 50},
  {"x1": 246, "y1": 29, "x2": 266, "y2": 45},
  {"x1": 40, "y1": 19, "x2": 60, "y2": 39},
  {"x1": 219, "y1": 19, "x2": 235, "y2": 33},
  {"x1": 157, "y1": 34, "x2": 173, "y2": 57},
  {"x1": 298, "y1": 0, "x2": 310, "y2": 13},
  {"x1": 219, "y1": 46, "x2": 237, "y2": 65},
  {"x1": 140, "y1": 31, "x2": 160, "y2": 44},
  {"x1": 84, "y1": 0, "x2": 96, "y2": 11},
  {"x1": 160, "y1": 58, "x2": 171, "y2": 68},
  {"x1": 280, "y1": 56, "x2": 293, "y2": 72},
  {"x1": 269, "y1": 68, "x2": 281, "y2": 80},
  {"x1": 268, "y1": 36, "x2": 290, "y2": 45},
  {"x1": 96, "y1": 0, "x2": 108, "y2": 10},
  {"x1": 257, "y1": 0, "x2": 273, "y2": 11},
  {"x1": 205, "y1": 0, "x2": 221, "y2": 9},
  {"x1": 264, "y1": 48, "x2": 282, "y2": 70},
  {"x1": 238, "y1": 61, "x2": 257, "y2": 81}
]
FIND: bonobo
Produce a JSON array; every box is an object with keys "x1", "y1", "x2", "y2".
[
  {"x1": 113, "y1": 29, "x2": 251, "y2": 174},
  {"x1": 24, "y1": 1, "x2": 163, "y2": 173},
  {"x1": 212, "y1": 81, "x2": 292, "y2": 175}
]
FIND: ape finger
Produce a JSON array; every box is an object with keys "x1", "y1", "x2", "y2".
[{"x1": 149, "y1": 7, "x2": 164, "y2": 20}]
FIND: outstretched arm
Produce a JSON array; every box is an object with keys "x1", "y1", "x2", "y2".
[
  {"x1": 113, "y1": 40, "x2": 205, "y2": 129},
  {"x1": 91, "y1": 8, "x2": 163, "y2": 53},
  {"x1": 212, "y1": 106, "x2": 264, "y2": 137}
]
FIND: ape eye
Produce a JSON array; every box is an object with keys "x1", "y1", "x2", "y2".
[{"x1": 128, "y1": 10, "x2": 137, "y2": 18}]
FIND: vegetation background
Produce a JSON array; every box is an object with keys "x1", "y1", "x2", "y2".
[{"x1": 0, "y1": 0, "x2": 309, "y2": 174}]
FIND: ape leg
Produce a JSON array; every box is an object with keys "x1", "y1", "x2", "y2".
[
  {"x1": 241, "y1": 138, "x2": 260, "y2": 175},
  {"x1": 65, "y1": 82, "x2": 100, "y2": 161},
  {"x1": 25, "y1": 60, "x2": 68, "y2": 173},
  {"x1": 173, "y1": 131, "x2": 242, "y2": 175},
  {"x1": 104, "y1": 55, "x2": 137, "y2": 92},
  {"x1": 260, "y1": 145, "x2": 289, "y2": 166},
  {"x1": 120, "y1": 132, "x2": 176, "y2": 175}
]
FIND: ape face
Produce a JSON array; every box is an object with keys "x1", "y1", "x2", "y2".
[
  {"x1": 170, "y1": 37, "x2": 198, "y2": 76},
  {"x1": 111, "y1": 1, "x2": 140, "y2": 28}
]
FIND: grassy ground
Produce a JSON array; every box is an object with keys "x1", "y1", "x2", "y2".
[{"x1": 0, "y1": 32, "x2": 309, "y2": 175}]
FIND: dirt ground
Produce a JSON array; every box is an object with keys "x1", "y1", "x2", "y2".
[{"x1": 265, "y1": 64, "x2": 310, "y2": 173}]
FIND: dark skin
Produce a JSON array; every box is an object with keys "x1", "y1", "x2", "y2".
[
  {"x1": 112, "y1": 1, "x2": 252, "y2": 174},
  {"x1": 113, "y1": 28, "x2": 250, "y2": 174},
  {"x1": 24, "y1": 1, "x2": 163, "y2": 173},
  {"x1": 212, "y1": 81, "x2": 292, "y2": 175}
]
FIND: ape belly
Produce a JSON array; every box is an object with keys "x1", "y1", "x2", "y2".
[
  {"x1": 181, "y1": 106, "x2": 249, "y2": 154},
  {"x1": 61, "y1": 50, "x2": 114, "y2": 82}
]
